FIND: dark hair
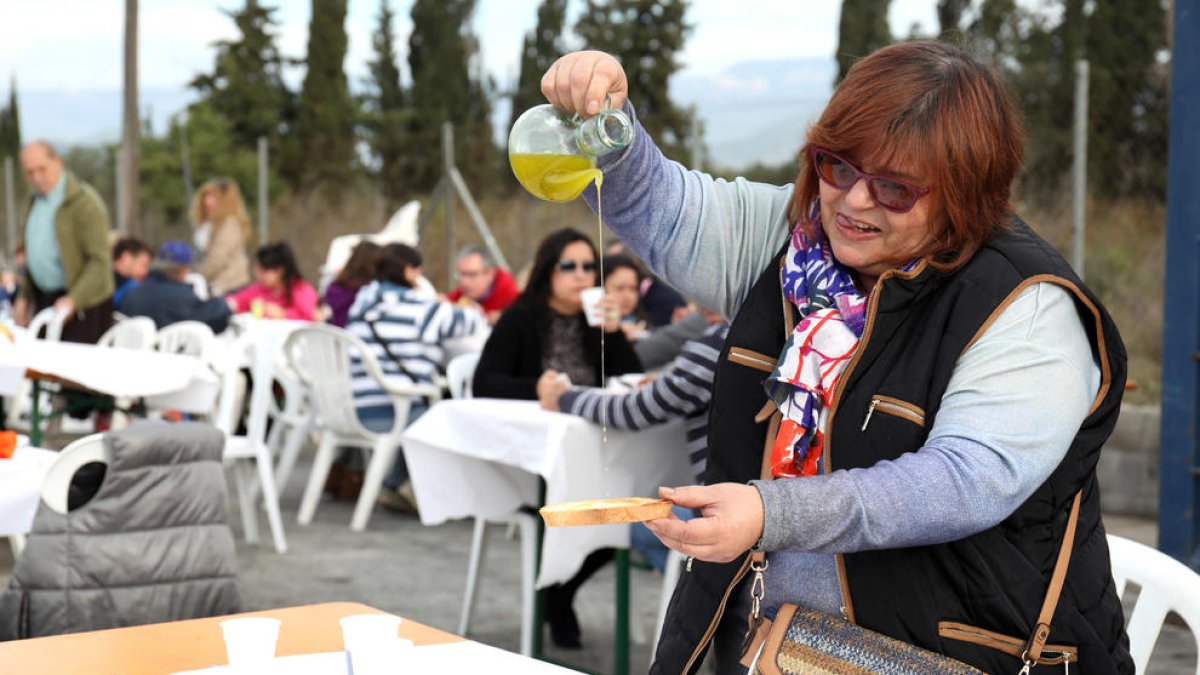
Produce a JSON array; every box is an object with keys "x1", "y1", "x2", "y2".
[
  {"x1": 255, "y1": 241, "x2": 304, "y2": 306},
  {"x1": 517, "y1": 228, "x2": 597, "y2": 310},
  {"x1": 112, "y1": 237, "x2": 151, "y2": 260},
  {"x1": 602, "y1": 253, "x2": 643, "y2": 285},
  {"x1": 791, "y1": 40, "x2": 1023, "y2": 272},
  {"x1": 335, "y1": 241, "x2": 382, "y2": 289},
  {"x1": 376, "y1": 243, "x2": 423, "y2": 288}
]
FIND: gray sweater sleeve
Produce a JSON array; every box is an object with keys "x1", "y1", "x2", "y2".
[
  {"x1": 583, "y1": 103, "x2": 793, "y2": 319},
  {"x1": 752, "y1": 283, "x2": 1102, "y2": 553}
]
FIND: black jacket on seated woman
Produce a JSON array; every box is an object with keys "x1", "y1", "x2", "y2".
[{"x1": 473, "y1": 228, "x2": 642, "y2": 400}]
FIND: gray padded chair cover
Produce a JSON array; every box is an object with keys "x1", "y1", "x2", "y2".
[{"x1": 0, "y1": 422, "x2": 243, "y2": 640}]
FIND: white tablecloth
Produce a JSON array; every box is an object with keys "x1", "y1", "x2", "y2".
[
  {"x1": 403, "y1": 398, "x2": 693, "y2": 587},
  {"x1": 0, "y1": 445, "x2": 57, "y2": 537},
  {"x1": 0, "y1": 329, "x2": 217, "y2": 411}
]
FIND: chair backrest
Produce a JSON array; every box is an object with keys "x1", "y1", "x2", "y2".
[
  {"x1": 155, "y1": 321, "x2": 216, "y2": 360},
  {"x1": 446, "y1": 352, "x2": 481, "y2": 399},
  {"x1": 26, "y1": 307, "x2": 67, "y2": 342},
  {"x1": 41, "y1": 433, "x2": 110, "y2": 514},
  {"x1": 283, "y1": 324, "x2": 384, "y2": 437},
  {"x1": 1107, "y1": 534, "x2": 1200, "y2": 674},
  {"x1": 98, "y1": 316, "x2": 157, "y2": 350},
  {"x1": 284, "y1": 324, "x2": 437, "y2": 438}
]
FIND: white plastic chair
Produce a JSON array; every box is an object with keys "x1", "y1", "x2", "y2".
[
  {"x1": 283, "y1": 324, "x2": 441, "y2": 532},
  {"x1": 1108, "y1": 534, "x2": 1200, "y2": 674},
  {"x1": 97, "y1": 316, "x2": 157, "y2": 350},
  {"x1": 155, "y1": 321, "x2": 216, "y2": 360},
  {"x1": 650, "y1": 548, "x2": 686, "y2": 655},
  {"x1": 265, "y1": 362, "x2": 315, "y2": 497},
  {"x1": 445, "y1": 352, "x2": 480, "y2": 400},
  {"x1": 449, "y1": 349, "x2": 537, "y2": 657},
  {"x1": 41, "y1": 433, "x2": 110, "y2": 515},
  {"x1": 5, "y1": 307, "x2": 67, "y2": 431},
  {"x1": 211, "y1": 335, "x2": 288, "y2": 553}
]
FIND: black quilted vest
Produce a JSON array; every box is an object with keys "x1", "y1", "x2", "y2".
[{"x1": 651, "y1": 219, "x2": 1133, "y2": 674}]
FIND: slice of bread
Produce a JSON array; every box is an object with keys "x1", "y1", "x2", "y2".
[{"x1": 540, "y1": 497, "x2": 673, "y2": 527}]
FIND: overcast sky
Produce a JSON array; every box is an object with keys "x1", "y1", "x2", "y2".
[{"x1": 0, "y1": 1, "x2": 939, "y2": 91}]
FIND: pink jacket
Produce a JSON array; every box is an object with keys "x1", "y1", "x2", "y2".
[{"x1": 227, "y1": 280, "x2": 319, "y2": 321}]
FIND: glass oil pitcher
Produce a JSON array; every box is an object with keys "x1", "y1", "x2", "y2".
[{"x1": 508, "y1": 104, "x2": 633, "y2": 202}]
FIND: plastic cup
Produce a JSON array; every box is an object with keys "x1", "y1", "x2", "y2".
[
  {"x1": 340, "y1": 614, "x2": 408, "y2": 675},
  {"x1": 580, "y1": 287, "x2": 604, "y2": 326},
  {"x1": 220, "y1": 617, "x2": 280, "y2": 665}
]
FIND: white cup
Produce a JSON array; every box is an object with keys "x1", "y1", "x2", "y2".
[
  {"x1": 220, "y1": 617, "x2": 280, "y2": 665},
  {"x1": 580, "y1": 286, "x2": 604, "y2": 326},
  {"x1": 341, "y1": 614, "x2": 407, "y2": 675}
]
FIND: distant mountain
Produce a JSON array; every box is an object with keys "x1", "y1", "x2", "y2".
[{"x1": 672, "y1": 57, "x2": 835, "y2": 170}]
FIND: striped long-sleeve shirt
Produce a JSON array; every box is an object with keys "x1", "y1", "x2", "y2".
[
  {"x1": 347, "y1": 280, "x2": 486, "y2": 417},
  {"x1": 557, "y1": 323, "x2": 728, "y2": 481}
]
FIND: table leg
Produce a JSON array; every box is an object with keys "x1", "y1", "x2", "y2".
[
  {"x1": 533, "y1": 479, "x2": 547, "y2": 659},
  {"x1": 30, "y1": 380, "x2": 41, "y2": 448},
  {"x1": 615, "y1": 548, "x2": 630, "y2": 675}
]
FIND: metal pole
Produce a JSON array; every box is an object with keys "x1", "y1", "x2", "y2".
[
  {"x1": 1071, "y1": 59, "x2": 1089, "y2": 281},
  {"x1": 116, "y1": 147, "x2": 126, "y2": 233},
  {"x1": 180, "y1": 117, "x2": 194, "y2": 210},
  {"x1": 4, "y1": 156, "x2": 15, "y2": 256},
  {"x1": 1160, "y1": 0, "x2": 1200, "y2": 567},
  {"x1": 257, "y1": 136, "x2": 268, "y2": 244},
  {"x1": 442, "y1": 122, "x2": 456, "y2": 288}
]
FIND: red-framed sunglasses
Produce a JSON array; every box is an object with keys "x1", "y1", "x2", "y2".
[{"x1": 810, "y1": 147, "x2": 931, "y2": 214}]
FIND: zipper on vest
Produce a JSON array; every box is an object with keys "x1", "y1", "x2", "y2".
[
  {"x1": 861, "y1": 396, "x2": 926, "y2": 431},
  {"x1": 823, "y1": 270, "x2": 894, "y2": 624}
]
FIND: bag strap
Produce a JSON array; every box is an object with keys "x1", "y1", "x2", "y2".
[
  {"x1": 1022, "y1": 490, "x2": 1083, "y2": 666},
  {"x1": 364, "y1": 316, "x2": 420, "y2": 383}
]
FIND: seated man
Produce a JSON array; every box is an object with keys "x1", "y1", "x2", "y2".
[
  {"x1": 119, "y1": 241, "x2": 232, "y2": 333},
  {"x1": 445, "y1": 244, "x2": 519, "y2": 324},
  {"x1": 111, "y1": 236, "x2": 152, "y2": 307}
]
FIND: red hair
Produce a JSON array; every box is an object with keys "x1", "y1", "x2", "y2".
[{"x1": 790, "y1": 40, "x2": 1024, "y2": 271}]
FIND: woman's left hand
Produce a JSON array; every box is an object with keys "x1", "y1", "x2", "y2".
[{"x1": 645, "y1": 484, "x2": 765, "y2": 563}]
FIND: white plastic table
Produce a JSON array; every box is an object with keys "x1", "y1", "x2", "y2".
[
  {"x1": 402, "y1": 398, "x2": 692, "y2": 588},
  {"x1": 0, "y1": 444, "x2": 58, "y2": 554}
]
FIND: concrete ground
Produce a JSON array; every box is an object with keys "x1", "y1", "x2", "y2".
[{"x1": 1, "y1": 458, "x2": 1196, "y2": 674}]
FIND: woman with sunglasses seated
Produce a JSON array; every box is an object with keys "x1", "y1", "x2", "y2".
[
  {"x1": 473, "y1": 227, "x2": 642, "y2": 648},
  {"x1": 540, "y1": 44, "x2": 1130, "y2": 673}
]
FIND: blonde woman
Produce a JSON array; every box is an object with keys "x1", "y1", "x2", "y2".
[{"x1": 190, "y1": 178, "x2": 251, "y2": 294}]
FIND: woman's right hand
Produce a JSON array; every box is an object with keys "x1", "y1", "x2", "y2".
[{"x1": 541, "y1": 51, "x2": 628, "y2": 117}]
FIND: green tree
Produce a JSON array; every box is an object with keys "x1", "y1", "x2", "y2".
[
  {"x1": 575, "y1": 0, "x2": 694, "y2": 160},
  {"x1": 937, "y1": 0, "x2": 970, "y2": 36},
  {"x1": 362, "y1": 0, "x2": 413, "y2": 205},
  {"x1": 0, "y1": 77, "x2": 20, "y2": 160},
  {"x1": 509, "y1": 0, "x2": 568, "y2": 133},
  {"x1": 287, "y1": 0, "x2": 358, "y2": 188},
  {"x1": 1084, "y1": 0, "x2": 1168, "y2": 196},
  {"x1": 835, "y1": 0, "x2": 892, "y2": 83},
  {"x1": 407, "y1": 0, "x2": 495, "y2": 192},
  {"x1": 190, "y1": 0, "x2": 292, "y2": 151}
]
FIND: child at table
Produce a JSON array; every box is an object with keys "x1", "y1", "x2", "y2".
[{"x1": 226, "y1": 242, "x2": 320, "y2": 321}]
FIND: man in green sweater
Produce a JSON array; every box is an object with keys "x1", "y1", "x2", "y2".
[{"x1": 14, "y1": 140, "x2": 114, "y2": 343}]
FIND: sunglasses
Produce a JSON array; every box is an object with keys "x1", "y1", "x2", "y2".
[
  {"x1": 556, "y1": 259, "x2": 596, "y2": 274},
  {"x1": 810, "y1": 147, "x2": 931, "y2": 214}
]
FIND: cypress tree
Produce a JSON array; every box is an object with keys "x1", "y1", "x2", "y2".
[
  {"x1": 363, "y1": 0, "x2": 412, "y2": 204},
  {"x1": 574, "y1": 0, "x2": 693, "y2": 161},
  {"x1": 0, "y1": 77, "x2": 21, "y2": 160},
  {"x1": 408, "y1": 0, "x2": 494, "y2": 192},
  {"x1": 509, "y1": 0, "x2": 568, "y2": 134},
  {"x1": 190, "y1": 0, "x2": 292, "y2": 152},
  {"x1": 835, "y1": 0, "x2": 892, "y2": 84},
  {"x1": 289, "y1": 0, "x2": 358, "y2": 188}
]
